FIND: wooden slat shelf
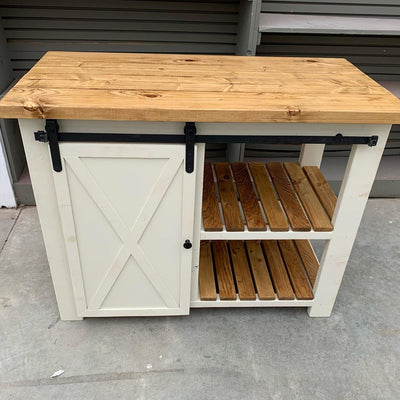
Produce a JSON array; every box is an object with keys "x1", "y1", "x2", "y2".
[
  {"x1": 201, "y1": 162, "x2": 337, "y2": 239},
  {"x1": 198, "y1": 239, "x2": 319, "y2": 302}
]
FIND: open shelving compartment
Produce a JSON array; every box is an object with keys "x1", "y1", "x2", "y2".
[{"x1": 191, "y1": 161, "x2": 337, "y2": 308}]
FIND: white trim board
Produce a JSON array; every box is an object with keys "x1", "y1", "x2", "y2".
[{"x1": 259, "y1": 13, "x2": 400, "y2": 35}]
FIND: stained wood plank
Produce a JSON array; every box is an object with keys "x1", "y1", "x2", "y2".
[
  {"x1": 266, "y1": 162, "x2": 311, "y2": 231},
  {"x1": 284, "y1": 162, "x2": 333, "y2": 231},
  {"x1": 278, "y1": 240, "x2": 314, "y2": 300},
  {"x1": 248, "y1": 162, "x2": 289, "y2": 231},
  {"x1": 1, "y1": 52, "x2": 400, "y2": 123},
  {"x1": 199, "y1": 241, "x2": 217, "y2": 301},
  {"x1": 212, "y1": 241, "x2": 236, "y2": 300},
  {"x1": 228, "y1": 241, "x2": 256, "y2": 300},
  {"x1": 202, "y1": 163, "x2": 223, "y2": 231},
  {"x1": 294, "y1": 240, "x2": 319, "y2": 287},
  {"x1": 231, "y1": 163, "x2": 266, "y2": 231},
  {"x1": 262, "y1": 240, "x2": 295, "y2": 300},
  {"x1": 245, "y1": 241, "x2": 276, "y2": 300},
  {"x1": 214, "y1": 163, "x2": 244, "y2": 231},
  {"x1": 303, "y1": 166, "x2": 337, "y2": 219}
]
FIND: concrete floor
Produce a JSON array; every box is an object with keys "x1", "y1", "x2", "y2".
[{"x1": 0, "y1": 201, "x2": 399, "y2": 400}]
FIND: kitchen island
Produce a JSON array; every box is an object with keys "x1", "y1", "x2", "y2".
[{"x1": 0, "y1": 52, "x2": 399, "y2": 320}]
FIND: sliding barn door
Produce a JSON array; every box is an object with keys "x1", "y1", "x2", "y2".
[{"x1": 52, "y1": 142, "x2": 196, "y2": 317}]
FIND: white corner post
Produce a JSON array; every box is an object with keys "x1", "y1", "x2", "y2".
[
  {"x1": 309, "y1": 125, "x2": 390, "y2": 317},
  {"x1": 299, "y1": 144, "x2": 325, "y2": 167},
  {"x1": 18, "y1": 119, "x2": 82, "y2": 320},
  {"x1": 190, "y1": 143, "x2": 206, "y2": 303}
]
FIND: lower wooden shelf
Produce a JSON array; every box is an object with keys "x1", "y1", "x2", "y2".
[{"x1": 196, "y1": 239, "x2": 319, "y2": 305}]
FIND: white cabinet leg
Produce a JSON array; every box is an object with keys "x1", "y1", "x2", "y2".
[
  {"x1": 191, "y1": 143, "x2": 206, "y2": 303},
  {"x1": 309, "y1": 128, "x2": 390, "y2": 317},
  {"x1": 19, "y1": 119, "x2": 82, "y2": 321},
  {"x1": 299, "y1": 144, "x2": 325, "y2": 167}
]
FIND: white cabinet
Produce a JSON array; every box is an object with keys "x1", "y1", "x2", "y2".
[
  {"x1": 52, "y1": 142, "x2": 196, "y2": 317},
  {"x1": 16, "y1": 119, "x2": 391, "y2": 320}
]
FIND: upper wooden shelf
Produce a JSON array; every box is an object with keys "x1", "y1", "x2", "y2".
[{"x1": 0, "y1": 51, "x2": 400, "y2": 123}]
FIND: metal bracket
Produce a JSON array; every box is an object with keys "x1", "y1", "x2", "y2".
[
  {"x1": 34, "y1": 119, "x2": 62, "y2": 172},
  {"x1": 368, "y1": 136, "x2": 378, "y2": 147},
  {"x1": 184, "y1": 122, "x2": 196, "y2": 173},
  {"x1": 34, "y1": 130, "x2": 48, "y2": 142}
]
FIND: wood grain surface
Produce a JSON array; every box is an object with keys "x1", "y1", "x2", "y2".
[
  {"x1": 199, "y1": 241, "x2": 217, "y2": 300},
  {"x1": 228, "y1": 241, "x2": 256, "y2": 300},
  {"x1": 231, "y1": 162, "x2": 266, "y2": 231},
  {"x1": 1, "y1": 52, "x2": 400, "y2": 122},
  {"x1": 284, "y1": 162, "x2": 333, "y2": 231},
  {"x1": 266, "y1": 162, "x2": 311, "y2": 231},
  {"x1": 248, "y1": 162, "x2": 289, "y2": 231},
  {"x1": 262, "y1": 240, "x2": 295, "y2": 300},
  {"x1": 303, "y1": 166, "x2": 337, "y2": 219},
  {"x1": 294, "y1": 240, "x2": 320, "y2": 287},
  {"x1": 278, "y1": 240, "x2": 314, "y2": 300},
  {"x1": 212, "y1": 241, "x2": 236, "y2": 300},
  {"x1": 214, "y1": 163, "x2": 244, "y2": 232},
  {"x1": 202, "y1": 163, "x2": 223, "y2": 231},
  {"x1": 246, "y1": 241, "x2": 276, "y2": 300}
]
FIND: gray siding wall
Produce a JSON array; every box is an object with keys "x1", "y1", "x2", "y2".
[
  {"x1": 261, "y1": 0, "x2": 400, "y2": 17},
  {"x1": 257, "y1": 34, "x2": 400, "y2": 82},
  {"x1": 257, "y1": 1, "x2": 400, "y2": 158},
  {"x1": 260, "y1": 0, "x2": 400, "y2": 80},
  {"x1": 0, "y1": 0, "x2": 239, "y2": 161},
  {"x1": 256, "y1": 34, "x2": 400, "y2": 157},
  {"x1": 0, "y1": 0, "x2": 239, "y2": 79}
]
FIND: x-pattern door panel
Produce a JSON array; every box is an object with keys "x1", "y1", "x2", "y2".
[{"x1": 52, "y1": 142, "x2": 196, "y2": 317}]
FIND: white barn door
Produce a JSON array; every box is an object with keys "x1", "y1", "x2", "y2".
[{"x1": 52, "y1": 142, "x2": 196, "y2": 317}]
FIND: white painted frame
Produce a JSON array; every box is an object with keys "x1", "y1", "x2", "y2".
[
  {"x1": 18, "y1": 119, "x2": 390, "y2": 319},
  {"x1": 259, "y1": 13, "x2": 400, "y2": 36}
]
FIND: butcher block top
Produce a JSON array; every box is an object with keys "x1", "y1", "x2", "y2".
[{"x1": 1, "y1": 51, "x2": 400, "y2": 123}]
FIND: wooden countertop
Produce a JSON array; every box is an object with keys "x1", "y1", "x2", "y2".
[{"x1": 0, "y1": 51, "x2": 400, "y2": 123}]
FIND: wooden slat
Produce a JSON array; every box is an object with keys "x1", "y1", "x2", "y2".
[
  {"x1": 303, "y1": 166, "x2": 337, "y2": 219},
  {"x1": 294, "y1": 240, "x2": 319, "y2": 287},
  {"x1": 214, "y1": 163, "x2": 244, "y2": 231},
  {"x1": 228, "y1": 241, "x2": 256, "y2": 300},
  {"x1": 231, "y1": 163, "x2": 266, "y2": 231},
  {"x1": 248, "y1": 162, "x2": 289, "y2": 231},
  {"x1": 284, "y1": 162, "x2": 333, "y2": 231},
  {"x1": 212, "y1": 241, "x2": 236, "y2": 300},
  {"x1": 202, "y1": 162, "x2": 223, "y2": 231},
  {"x1": 278, "y1": 240, "x2": 314, "y2": 300},
  {"x1": 262, "y1": 240, "x2": 295, "y2": 300},
  {"x1": 266, "y1": 162, "x2": 311, "y2": 231},
  {"x1": 199, "y1": 241, "x2": 217, "y2": 300},
  {"x1": 245, "y1": 241, "x2": 276, "y2": 300},
  {"x1": 1, "y1": 52, "x2": 400, "y2": 123}
]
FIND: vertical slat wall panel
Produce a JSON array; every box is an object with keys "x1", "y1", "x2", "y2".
[
  {"x1": 254, "y1": 34, "x2": 400, "y2": 157},
  {"x1": 256, "y1": 1, "x2": 400, "y2": 158},
  {"x1": 0, "y1": 0, "x2": 239, "y2": 78},
  {"x1": 257, "y1": 34, "x2": 400, "y2": 82}
]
